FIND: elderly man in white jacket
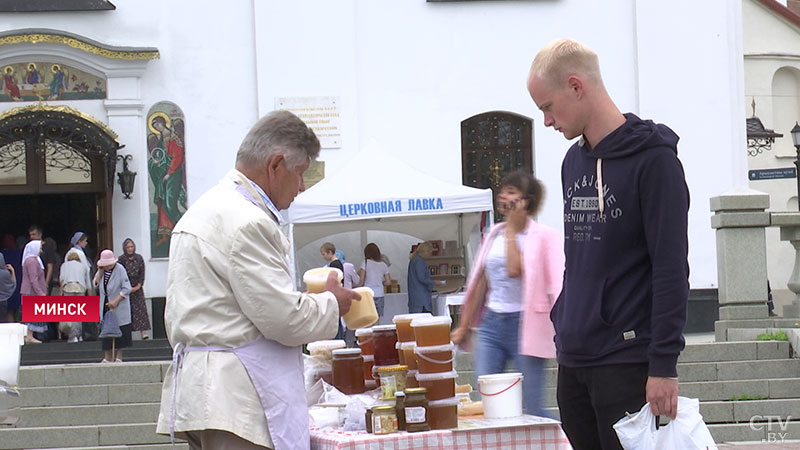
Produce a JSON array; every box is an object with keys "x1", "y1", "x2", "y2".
[{"x1": 156, "y1": 110, "x2": 360, "y2": 450}]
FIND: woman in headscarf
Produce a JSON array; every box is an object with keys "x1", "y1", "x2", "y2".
[
  {"x1": 0, "y1": 253, "x2": 17, "y2": 323},
  {"x1": 94, "y1": 249, "x2": 132, "y2": 362},
  {"x1": 65, "y1": 232, "x2": 92, "y2": 290},
  {"x1": 21, "y1": 240, "x2": 47, "y2": 343},
  {"x1": 117, "y1": 238, "x2": 150, "y2": 340}
]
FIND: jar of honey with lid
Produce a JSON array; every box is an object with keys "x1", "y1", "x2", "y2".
[
  {"x1": 372, "y1": 324, "x2": 399, "y2": 366},
  {"x1": 403, "y1": 387, "x2": 431, "y2": 432},
  {"x1": 331, "y1": 348, "x2": 365, "y2": 395}
]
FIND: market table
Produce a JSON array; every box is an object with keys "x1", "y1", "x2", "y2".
[{"x1": 311, "y1": 415, "x2": 572, "y2": 450}]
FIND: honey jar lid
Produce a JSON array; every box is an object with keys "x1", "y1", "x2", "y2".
[
  {"x1": 404, "y1": 387, "x2": 427, "y2": 395},
  {"x1": 410, "y1": 316, "x2": 452, "y2": 327},
  {"x1": 377, "y1": 364, "x2": 409, "y2": 373},
  {"x1": 355, "y1": 328, "x2": 373, "y2": 337},
  {"x1": 332, "y1": 348, "x2": 362, "y2": 356},
  {"x1": 306, "y1": 339, "x2": 346, "y2": 353},
  {"x1": 392, "y1": 313, "x2": 432, "y2": 324},
  {"x1": 372, "y1": 324, "x2": 397, "y2": 332}
]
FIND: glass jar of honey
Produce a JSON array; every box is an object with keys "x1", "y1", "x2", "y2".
[
  {"x1": 392, "y1": 313, "x2": 432, "y2": 342},
  {"x1": 411, "y1": 316, "x2": 452, "y2": 347},
  {"x1": 377, "y1": 364, "x2": 408, "y2": 399},
  {"x1": 331, "y1": 348, "x2": 365, "y2": 395},
  {"x1": 356, "y1": 328, "x2": 374, "y2": 355},
  {"x1": 372, "y1": 324, "x2": 399, "y2": 366},
  {"x1": 403, "y1": 387, "x2": 431, "y2": 432},
  {"x1": 372, "y1": 405, "x2": 399, "y2": 434}
]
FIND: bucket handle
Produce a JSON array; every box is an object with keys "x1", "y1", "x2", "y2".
[
  {"x1": 478, "y1": 377, "x2": 521, "y2": 396},
  {"x1": 414, "y1": 350, "x2": 454, "y2": 365}
]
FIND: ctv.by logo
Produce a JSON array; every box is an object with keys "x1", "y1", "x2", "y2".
[{"x1": 749, "y1": 415, "x2": 792, "y2": 443}]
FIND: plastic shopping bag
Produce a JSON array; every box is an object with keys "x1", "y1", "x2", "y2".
[{"x1": 613, "y1": 397, "x2": 718, "y2": 450}]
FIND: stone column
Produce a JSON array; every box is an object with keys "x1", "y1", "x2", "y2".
[
  {"x1": 771, "y1": 212, "x2": 800, "y2": 318},
  {"x1": 710, "y1": 189, "x2": 770, "y2": 341}
]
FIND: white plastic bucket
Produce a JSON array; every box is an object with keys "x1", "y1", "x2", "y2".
[
  {"x1": 0, "y1": 324, "x2": 28, "y2": 386},
  {"x1": 477, "y1": 372, "x2": 523, "y2": 419}
]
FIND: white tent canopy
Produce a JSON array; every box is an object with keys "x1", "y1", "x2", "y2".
[{"x1": 286, "y1": 149, "x2": 494, "y2": 290}]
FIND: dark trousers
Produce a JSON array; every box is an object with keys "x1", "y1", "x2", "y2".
[{"x1": 557, "y1": 363, "x2": 648, "y2": 450}]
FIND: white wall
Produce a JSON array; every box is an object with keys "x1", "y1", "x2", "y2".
[{"x1": 0, "y1": 0, "x2": 747, "y2": 295}]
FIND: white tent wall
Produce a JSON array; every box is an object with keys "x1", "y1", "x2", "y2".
[{"x1": 292, "y1": 212, "x2": 486, "y2": 293}]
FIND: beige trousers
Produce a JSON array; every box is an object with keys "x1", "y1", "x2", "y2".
[{"x1": 184, "y1": 429, "x2": 271, "y2": 450}]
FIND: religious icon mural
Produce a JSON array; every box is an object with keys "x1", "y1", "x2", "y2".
[
  {"x1": 146, "y1": 102, "x2": 187, "y2": 258},
  {"x1": 0, "y1": 61, "x2": 106, "y2": 101}
]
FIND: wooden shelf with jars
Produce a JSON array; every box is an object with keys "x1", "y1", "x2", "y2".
[{"x1": 423, "y1": 246, "x2": 466, "y2": 292}]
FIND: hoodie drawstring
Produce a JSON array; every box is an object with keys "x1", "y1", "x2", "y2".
[{"x1": 596, "y1": 158, "x2": 604, "y2": 215}]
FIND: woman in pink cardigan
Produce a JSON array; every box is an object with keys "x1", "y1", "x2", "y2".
[{"x1": 452, "y1": 170, "x2": 564, "y2": 417}]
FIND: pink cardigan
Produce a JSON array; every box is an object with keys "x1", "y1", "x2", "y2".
[{"x1": 463, "y1": 218, "x2": 564, "y2": 358}]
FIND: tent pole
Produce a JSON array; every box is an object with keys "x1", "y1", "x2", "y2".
[{"x1": 457, "y1": 213, "x2": 463, "y2": 249}]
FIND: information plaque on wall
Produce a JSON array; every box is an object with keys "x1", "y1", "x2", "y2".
[{"x1": 275, "y1": 96, "x2": 341, "y2": 148}]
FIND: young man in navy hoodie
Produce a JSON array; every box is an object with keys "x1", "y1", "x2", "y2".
[{"x1": 527, "y1": 39, "x2": 690, "y2": 450}]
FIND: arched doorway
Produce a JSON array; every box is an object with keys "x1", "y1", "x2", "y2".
[{"x1": 0, "y1": 104, "x2": 121, "y2": 258}]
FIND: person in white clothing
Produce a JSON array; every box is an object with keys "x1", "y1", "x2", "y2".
[
  {"x1": 359, "y1": 242, "x2": 391, "y2": 317},
  {"x1": 156, "y1": 110, "x2": 360, "y2": 449},
  {"x1": 60, "y1": 251, "x2": 92, "y2": 342}
]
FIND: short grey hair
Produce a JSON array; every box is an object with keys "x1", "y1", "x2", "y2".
[{"x1": 235, "y1": 110, "x2": 320, "y2": 171}]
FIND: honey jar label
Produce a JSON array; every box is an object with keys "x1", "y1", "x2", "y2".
[
  {"x1": 405, "y1": 406, "x2": 427, "y2": 424},
  {"x1": 380, "y1": 375, "x2": 397, "y2": 398},
  {"x1": 372, "y1": 414, "x2": 398, "y2": 434}
]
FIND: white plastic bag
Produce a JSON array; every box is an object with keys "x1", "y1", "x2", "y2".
[{"x1": 613, "y1": 397, "x2": 718, "y2": 450}]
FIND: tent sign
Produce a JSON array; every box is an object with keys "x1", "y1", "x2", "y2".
[{"x1": 339, "y1": 197, "x2": 444, "y2": 218}]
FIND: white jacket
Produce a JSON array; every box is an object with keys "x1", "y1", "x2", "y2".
[{"x1": 156, "y1": 170, "x2": 340, "y2": 447}]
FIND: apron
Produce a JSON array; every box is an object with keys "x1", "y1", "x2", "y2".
[
  {"x1": 170, "y1": 173, "x2": 309, "y2": 449},
  {"x1": 170, "y1": 338, "x2": 309, "y2": 450}
]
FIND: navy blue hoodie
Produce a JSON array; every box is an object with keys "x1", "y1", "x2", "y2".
[{"x1": 551, "y1": 113, "x2": 689, "y2": 378}]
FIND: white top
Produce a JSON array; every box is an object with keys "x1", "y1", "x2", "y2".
[
  {"x1": 360, "y1": 259, "x2": 389, "y2": 297},
  {"x1": 484, "y1": 232, "x2": 525, "y2": 313},
  {"x1": 59, "y1": 259, "x2": 91, "y2": 293}
]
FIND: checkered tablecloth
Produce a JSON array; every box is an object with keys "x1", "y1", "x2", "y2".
[{"x1": 311, "y1": 420, "x2": 572, "y2": 450}]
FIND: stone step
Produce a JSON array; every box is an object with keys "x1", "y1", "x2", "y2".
[
  {"x1": 700, "y1": 398, "x2": 800, "y2": 424},
  {"x1": 680, "y1": 378, "x2": 800, "y2": 401},
  {"x1": 19, "y1": 362, "x2": 170, "y2": 388},
  {"x1": 15, "y1": 402, "x2": 160, "y2": 427},
  {"x1": 678, "y1": 340, "x2": 792, "y2": 362},
  {"x1": 18, "y1": 383, "x2": 163, "y2": 407},
  {"x1": 708, "y1": 420, "x2": 800, "y2": 443},
  {"x1": 21, "y1": 339, "x2": 173, "y2": 366},
  {"x1": 723, "y1": 327, "x2": 798, "y2": 343},
  {"x1": 454, "y1": 340, "x2": 793, "y2": 372},
  {"x1": 678, "y1": 359, "x2": 800, "y2": 382},
  {"x1": 0, "y1": 423, "x2": 174, "y2": 449}
]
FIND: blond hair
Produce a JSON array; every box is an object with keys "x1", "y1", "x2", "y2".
[
  {"x1": 67, "y1": 252, "x2": 81, "y2": 262},
  {"x1": 410, "y1": 241, "x2": 432, "y2": 260},
  {"x1": 529, "y1": 38, "x2": 603, "y2": 88}
]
